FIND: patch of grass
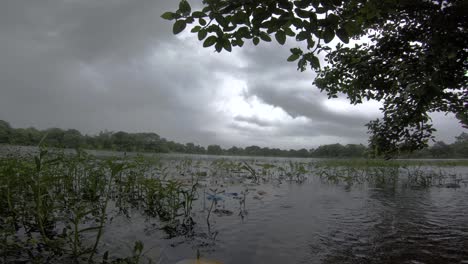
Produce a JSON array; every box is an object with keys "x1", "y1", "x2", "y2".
[
  {"x1": 0, "y1": 149, "x2": 200, "y2": 263},
  {"x1": 313, "y1": 159, "x2": 468, "y2": 168},
  {"x1": 1, "y1": 150, "x2": 465, "y2": 263}
]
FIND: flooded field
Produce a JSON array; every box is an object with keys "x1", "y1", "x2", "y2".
[{"x1": 1, "y1": 146, "x2": 467, "y2": 263}]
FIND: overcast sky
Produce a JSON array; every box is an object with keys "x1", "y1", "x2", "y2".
[{"x1": 0, "y1": 0, "x2": 465, "y2": 149}]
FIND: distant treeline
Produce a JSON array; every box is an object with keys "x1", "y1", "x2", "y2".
[{"x1": 0, "y1": 120, "x2": 466, "y2": 158}]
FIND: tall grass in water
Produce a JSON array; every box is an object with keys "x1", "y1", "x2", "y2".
[
  {"x1": 312, "y1": 159, "x2": 462, "y2": 188},
  {"x1": 1, "y1": 151, "x2": 464, "y2": 262},
  {"x1": 0, "y1": 149, "x2": 198, "y2": 263}
]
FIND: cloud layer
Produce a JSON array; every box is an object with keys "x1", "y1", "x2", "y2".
[{"x1": 0, "y1": 0, "x2": 464, "y2": 149}]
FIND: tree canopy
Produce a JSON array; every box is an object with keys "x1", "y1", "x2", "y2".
[{"x1": 162, "y1": 0, "x2": 467, "y2": 157}]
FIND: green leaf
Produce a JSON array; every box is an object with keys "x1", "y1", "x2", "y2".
[
  {"x1": 295, "y1": 8, "x2": 311, "y2": 19},
  {"x1": 297, "y1": 57, "x2": 307, "y2": 71},
  {"x1": 215, "y1": 15, "x2": 229, "y2": 28},
  {"x1": 278, "y1": 0, "x2": 293, "y2": 9},
  {"x1": 287, "y1": 54, "x2": 300, "y2": 62},
  {"x1": 179, "y1": 0, "x2": 191, "y2": 15},
  {"x1": 331, "y1": 0, "x2": 342, "y2": 5},
  {"x1": 199, "y1": 18, "x2": 207, "y2": 26},
  {"x1": 294, "y1": 0, "x2": 312, "y2": 8},
  {"x1": 259, "y1": 32, "x2": 272, "y2": 42},
  {"x1": 284, "y1": 28, "x2": 296, "y2": 37},
  {"x1": 215, "y1": 42, "x2": 223, "y2": 52},
  {"x1": 203, "y1": 36, "x2": 217, "y2": 47},
  {"x1": 292, "y1": 18, "x2": 304, "y2": 28},
  {"x1": 343, "y1": 21, "x2": 359, "y2": 36},
  {"x1": 224, "y1": 25, "x2": 237, "y2": 32},
  {"x1": 262, "y1": 20, "x2": 275, "y2": 31},
  {"x1": 198, "y1": 30, "x2": 207, "y2": 40},
  {"x1": 307, "y1": 38, "x2": 315, "y2": 48},
  {"x1": 223, "y1": 40, "x2": 232, "y2": 52},
  {"x1": 365, "y1": 3, "x2": 378, "y2": 19},
  {"x1": 78, "y1": 226, "x2": 101, "y2": 233},
  {"x1": 233, "y1": 38, "x2": 244, "y2": 47},
  {"x1": 161, "y1": 12, "x2": 175, "y2": 21},
  {"x1": 311, "y1": 0, "x2": 320, "y2": 8},
  {"x1": 315, "y1": 7, "x2": 327, "y2": 14},
  {"x1": 336, "y1": 28, "x2": 349, "y2": 43},
  {"x1": 253, "y1": 37, "x2": 260, "y2": 45},
  {"x1": 191, "y1": 26, "x2": 201, "y2": 33},
  {"x1": 326, "y1": 14, "x2": 340, "y2": 26},
  {"x1": 232, "y1": 12, "x2": 248, "y2": 24},
  {"x1": 290, "y1": 47, "x2": 303, "y2": 55},
  {"x1": 237, "y1": 27, "x2": 250, "y2": 38},
  {"x1": 192, "y1": 11, "x2": 205, "y2": 18},
  {"x1": 310, "y1": 55, "x2": 320, "y2": 69},
  {"x1": 296, "y1": 31, "x2": 309, "y2": 41},
  {"x1": 323, "y1": 28, "x2": 335, "y2": 43},
  {"x1": 275, "y1": 31, "x2": 286, "y2": 45},
  {"x1": 173, "y1": 20, "x2": 187, "y2": 35}
]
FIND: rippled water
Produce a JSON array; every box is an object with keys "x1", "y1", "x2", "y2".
[
  {"x1": 100, "y1": 169, "x2": 468, "y2": 264},
  {"x1": 1, "y1": 146, "x2": 467, "y2": 263}
]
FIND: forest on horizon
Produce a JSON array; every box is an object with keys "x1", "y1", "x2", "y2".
[{"x1": 1, "y1": 120, "x2": 467, "y2": 158}]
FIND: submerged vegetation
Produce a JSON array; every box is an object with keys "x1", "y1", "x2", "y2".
[
  {"x1": 1, "y1": 149, "x2": 148, "y2": 263},
  {"x1": 1, "y1": 120, "x2": 467, "y2": 158},
  {"x1": 314, "y1": 158, "x2": 468, "y2": 168},
  {"x1": 1, "y1": 146, "x2": 466, "y2": 263}
]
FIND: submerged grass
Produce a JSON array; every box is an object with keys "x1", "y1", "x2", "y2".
[
  {"x1": 314, "y1": 158, "x2": 468, "y2": 168},
  {"x1": 313, "y1": 158, "x2": 465, "y2": 188},
  {"x1": 0, "y1": 149, "x2": 465, "y2": 263},
  {"x1": 0, "y1": 149, "x2": 202, "y2": 263}
]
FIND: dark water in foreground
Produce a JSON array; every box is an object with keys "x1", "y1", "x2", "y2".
[
  {"x1": 1, "y1": 145, "x2": 467, "y2": 263},
  {"x1": 103, "y1": 173, "x2": 468, "y2": 264}
]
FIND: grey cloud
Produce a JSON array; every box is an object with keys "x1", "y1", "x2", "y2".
[
  {"x1": 229, "y1": 115, "x2": 368, "y2": 144},
  {"x1": 237, "y1": 36, "x2": 465, "y2": 144},
  {"x1": 0, "y1": 0, "x2": 178, "y2": 62},
  {"x1": 0, "y1": 0, "x2": 463, "y2": 149},
  {"x1": 0, "y1": 0, "x2": 226, "y2": 145},
  {"x1": 240, "y1": 39, "x2": 372, "y2": 124},
  {"x1": 233, "y1": 115, "x2": 274, "y2": 127},
  {"x1": 249, "y1": 85, "x2": 371, "y2": 126},
  {"x1": 277, "y1": 121, "x2": 368, "y2": 141}
]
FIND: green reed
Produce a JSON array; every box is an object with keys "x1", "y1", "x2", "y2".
[
  {"x1": 1, "y1": 150, "x2": 464, "y2": 262},
  {"x1": 0, "y1": 149, "x2": 198, "y2": 263}
]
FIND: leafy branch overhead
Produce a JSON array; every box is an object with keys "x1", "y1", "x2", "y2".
[{"x1": 162, "y1": 0, "x2": 468, "y2": 158}]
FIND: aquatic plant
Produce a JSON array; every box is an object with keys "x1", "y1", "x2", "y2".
[
  {"x1": 241, "y1": 161, "x2": 259, "y2": 183},
  {"x1": 1, "y1": 147, "x2": 465, "y2": 263},
  {"x1": 238, "y1": 188, "x2": 249, "y2": 220},
  {"x1": 205, "y1": 188, "x2": 224, "y2": 240},
  {"x1": 0, "y1": 148, "x2": 193, "y2": 263}
]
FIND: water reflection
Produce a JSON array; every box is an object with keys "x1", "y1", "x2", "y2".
[
  {"x1": 101, "y1": 161, "x2": 468, "y2": 264},
  {"x1": 313, "y1": 187, "x2": 468, "y2": 264},
  {"x1": 1, "y1": 146, "x2": 467, "y2": 263}
]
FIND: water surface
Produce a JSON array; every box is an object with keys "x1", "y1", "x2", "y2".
[{"x1": 1, "y1": 145, "x2": 467, "y2": 263}]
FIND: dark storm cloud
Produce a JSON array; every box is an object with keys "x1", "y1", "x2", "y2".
[
  {"x1": 238, "y1": 40, "x2": 465, "y2": 144},
  {"x1": 237, "y1": 41, "x2": 373, "y2": 142},
  {"x1": 1, "y1": 0, "x2": 176, "y2": 60},
  {"x1": 0, "y1": 0, "x2": 230, "y2": 145},
  {"x1": 0, "y1": 0, "x2": 463, "y2": 149},
  {"x1": 248, "y1": 84, "x2": 370, "y2": 126}
]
